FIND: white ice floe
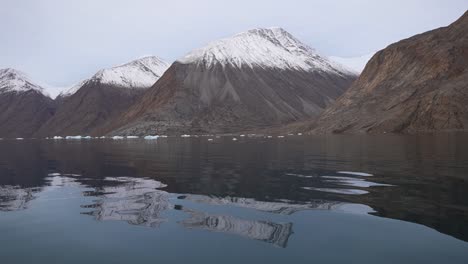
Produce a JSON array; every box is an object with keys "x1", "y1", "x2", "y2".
[
  {"x1": 126, "y1": 136, "x2": 139, "y2": 139},
  {"x1": 66, "y1": 136, "x2": 82, "y2": 140},
  {"x1": 297, "y1": 133, "x2": 303, "y2": 136},
  {"x1": 337, "y1": 171, "x2": 373, "y2": 177},
  {"x1": 208, "y1": 139, "x2": 214, "y2": 141},
  {"x1": 53, "y1": 136, "x2": 63, "y2": 139},
  {"x1": 16, "y1": 138, "x2": 24, "y2": 140},
  {"x1": 232, "y1": 138, "x2": 238, "y2": 141},
  {"x1": 181, "y1": 134, "x2": 191, "y2": 138},
  {"x1": 112, "y1": 136, "x2": 124, "y2": 140},
  {"x1": 240, "y1": 134, "x2": 246, "y2": 137},
  {"x1": 144, "y1": 136, "x2": 159, "y2": 140},
  {"x1": 277, "y1": 136, "x2": 285, "y2": 138}
]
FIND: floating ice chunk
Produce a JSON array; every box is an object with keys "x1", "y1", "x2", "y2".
[
  {"x1": 267, "y1": 136, "x2": 273, "y2": 138},
  {"x1": 337, "y1": 171, "x2": 373, "y2": 177},
  {"x1": 48, "y1": 173, "x2": 61, "y2": 176},
  {"x1": 144, "y1": 135, "x2": 159, "y2": 140},
  {"x1": 100, "y1": 136, "x2": 106, "y2": 139},
  {"x1": 232, "y1": 138, "x2": 238, "y2": 141},
  {"x1": 66, "y1": 136, "x2": 82, "y2": 140},
  {"x1": 159, "y1": 135, "x2": 168, "y2": 138},
  {"x1": 303, "y1": 187, "x2": 368, "y2": 195},
  {"x1": 83, "y1": 136, "x2": 92, "y2": 139},
  {"x1": 287, "y1": 134, "x2": 294, "y2": 136},
  {"x1": 277, "y1": 136, "x2": 285, "y2": 138},
  {"x1": 208, "y1": 139, "x2": 214, "y2": 141},
  {"x1": 181, "y1": 134, "x2": 191, "y2": 138},
  {"x1": 16, "y1": 138, "x2": 24, "y2": 140},
  {"x1": 297, "y1": 133, "x2": 303, "y2": 136},
  {"x1": 53, "y1": 136, "x2": 63, "y2": 139},
  {"x1": 127, "y1": 136, "x2": 139, "y2": 139},
  {"x1": 240, "y1": 134, "x2": 246, "y2": 137},
  {"x1": 112, "y1": 136, "x2": 124, "y2": 140}
]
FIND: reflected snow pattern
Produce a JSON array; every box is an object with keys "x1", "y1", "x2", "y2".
[
  {"x1": 0, "y1": 173, "x2": 375, "y2": 247},
  {"x1": 0, "y1": 186, "x2": 41, "y2": 211}
]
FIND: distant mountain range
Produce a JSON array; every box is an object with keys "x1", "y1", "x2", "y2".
[
  {"x1": 329, "y1": 53, "x2": 375, "y2": 73},
  {"x1": 0, "y1": 11, "x2": 467, "y2": 138}
]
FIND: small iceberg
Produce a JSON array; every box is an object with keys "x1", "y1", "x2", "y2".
[
  {"x1": 297, "y1": 133, "x2": 303, "y2": 136},
  {"x1": 277, "y1": 136, "x2": 285, "y2": 138},
  {"x1": 159, "y1": 135, "x2": 168, "y2": 138},
  {"x1": 181, "y1": 134, "x2": 191, "y2": 138},
  {"x1": 100, "y1": 136, "x2": 106, "y2": 139},
  {"x1": 207, "y1": 138, "x2": 214, "y2": 141},
  {"x1": 83, "y1": 136, "x2": 92, "y2": 139},
  {"x1": 127, "y1": 136, "x2": 139, "y2": 139},
  {"x1": 53, "y1": 136, "x2": 63, "y2": 140},
  {"x1": 16, "y1": 138, "x2": 24, "y2": 140},
  {"x1": 240, "y1": 134, "x2": 246, "y2": 137},
  {"x1": 112, "y1": 136, "x2": 124, "y2": 140},
  {"x1": 144, "y1": 135, "x2": 159, "y2": 140},
  {"x1": 232, "y1": 138, "x2": 238, "y2": 141},
  {"x1": 66, "y1": 136, "x2": 82, "y2": 140}
]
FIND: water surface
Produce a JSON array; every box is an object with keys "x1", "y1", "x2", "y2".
[{"x1": 1, "y1": 134, "x2": 468, "y2": 263}]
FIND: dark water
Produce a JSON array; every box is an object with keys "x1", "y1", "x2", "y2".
[{"x1": 1, "y1": 134, "x2": 468, "y2": 263}]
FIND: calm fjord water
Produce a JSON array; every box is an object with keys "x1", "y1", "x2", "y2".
[{"x1": 0, "y1": 134, "x2": 468, "y2": 263}]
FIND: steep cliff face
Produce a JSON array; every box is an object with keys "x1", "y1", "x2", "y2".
[
  {"x1": 0, "y1": 69, "x2": 56, "y2": 138},
  {"x1": 105, "y1": 28, "x2": 356, "y2": 135},
  {"x1": 313, "y1": 11, "x2": 468, "y2": 134}
]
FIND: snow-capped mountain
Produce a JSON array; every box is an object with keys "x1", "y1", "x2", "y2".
[
  {"x1": 105, "y1": 28, "x2": 357, "y2": 136},
  {"x1": 36, "y1": 56, "x2": 169, "y2": 137},
  {"x1": 58, "y1": 56, "x2": 169, "y2": 98},
  {"x1": 329, "y1": 52, "x2": 375, "y2": 73},
  {"x1": 179, "y1": 27, "x2": 354, "y2": 75},
  {"x1": 0, "y1": 68, "x2": 56, "y2": 138},
  {"x1": 0, "y1": 68, "x2": 47, "y2": 95}
]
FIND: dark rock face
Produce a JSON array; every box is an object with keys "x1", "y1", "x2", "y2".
[
  {"x1": 104, "y1": 61, "x2": 355, "y2": 135},
  {"x1": 0, "y1": 90, "x2": 56, "y2": 138},
  {"x1": 35, "y1": 80, "x2": 145, "y2": 137},
  {"x1": 313, "y1": 11, "x2": 468, "y2": 134}
]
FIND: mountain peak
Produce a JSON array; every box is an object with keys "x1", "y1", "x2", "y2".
[
  {"x1": 0, "y1": 68, "x2": 46, "y2": 95},
  {"x1": 92, "y1": 56, "x2": 169, "y2": 86},
  {"x1": 178, "y1": 28, "x2": 354, "y2": 76},
  {"x1": 59, "y1": 56, "x2": 170, "y2": 98}
]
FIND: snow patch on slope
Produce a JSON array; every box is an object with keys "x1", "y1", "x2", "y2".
[{"x1": 178, "y1": 27, "x2": 355, "y2": 76}]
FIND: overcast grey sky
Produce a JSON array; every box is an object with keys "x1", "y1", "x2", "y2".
[{"x1": 1, "y1": 0, "x2": 466, "y2": 89}]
